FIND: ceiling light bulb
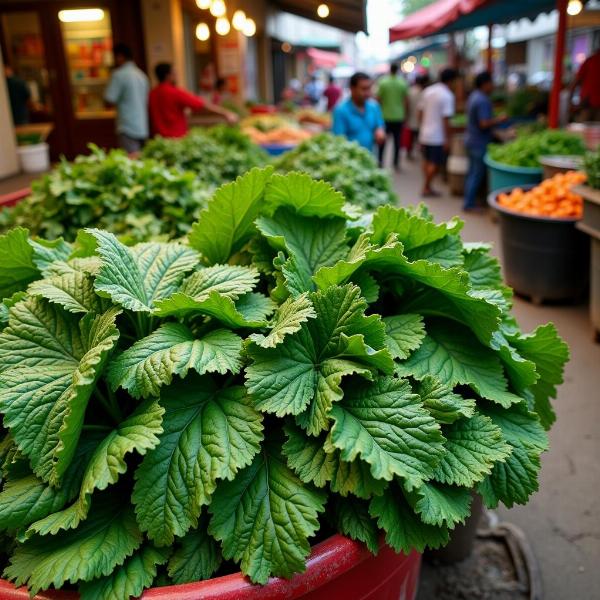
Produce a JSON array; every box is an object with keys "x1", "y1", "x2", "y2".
[
  {"x1": 317, "y1": 4, "x2": 330, "y2": 18},
  {"x1": 196, "y1": 0, "x2": 211, "y2": 9},
  {"x1": 196, "y1": 22, "x2": 210, "y2": 41},
  {"x1": 215, "y1": 16, "x2": 231, "y2": 35},
  {"x1": 210, "y1": 0, "x2": 226, "y2": 17},
  {"x1": 232, "y1": 10, "x2": 246, "y2": 30},
  {"x1": 242, "y1": 17, "x2": 256, "y2": 37},
  {"x1": 567, "y1": 0, "x2": 583, "y2": 15},
  {"x1": 58, "y1": 8, "x2": 104, "y2": 22}
]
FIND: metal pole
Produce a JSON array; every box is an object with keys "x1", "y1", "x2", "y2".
[
  {"x1": 487, "y1": 24, "x2": 493, "y2": 73},
  {"x1": 549, "y1": 0, "x2": 567, "y2": 128}
]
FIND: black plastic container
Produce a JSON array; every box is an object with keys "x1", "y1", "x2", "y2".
[{"x1": 488, "y1": 186, "x2": 589, "y2": 303}]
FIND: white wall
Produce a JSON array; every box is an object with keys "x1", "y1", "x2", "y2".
[{"x1": 0, "y1": 50, "x2": 19, "y2": 179}]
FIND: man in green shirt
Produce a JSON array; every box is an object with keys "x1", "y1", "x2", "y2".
[{"x1": 377, "y1": 63, "x2": 409, "y2": 170}]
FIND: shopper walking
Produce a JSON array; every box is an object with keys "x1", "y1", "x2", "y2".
[
  {"x1": 418, "y1": 67, "x2": 458, "y2": 197},
  {"x1": 568, "y1": 44, "x2": 600, "y2": 121},
  {"x1": 376, "y1": 63, "x2": 409, "y2": 169},
  {"x1": 104, "y1": 43, "x2": 149, "y2": 153},
  {"x1": 406, "y1": 73, "x2": 429, "y2": 160},
  {"x1": 332, "y1": 72, "x2": 385, "y2": 152},
  {"x1": 464, "y1": 71, "x2": 507, "y2": 211},
  {"x1": 323, "y1": 75, "x2": 342, "y2": 111},
  {"x1": 149, "y1": 63, "x2": 237, "y2": 139}
]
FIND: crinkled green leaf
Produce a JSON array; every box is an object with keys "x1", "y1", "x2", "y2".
[
  {"x1": 189, "y1": 167, "x2": 274, "y2": 265},
  {"x1": 108, "y1": 324, "x2": 242, "y2": 399},
  {"x1": 0, "y1": 228, "x2": 39, "y2": 298},
  {"x1": 351, "y1": 271, "x2": 379, "y2": 303},
  {"x1": 79, "y1": 545, "x2": 170, "y2": 600},
  {"x1": 327, "y1": 376, "x2": 444, "y2": 489},
  {"x1": 28, "y1": 271, "x2": 101, "y2": 314},
  {"x1": 29, "y1": 238, "x2": 72, "y2": 276},
  {"x1": 331, "y1": 496, "x2": 379, "y2": 554},
  {"x1": 370, "y1": 483, "x2": 449, "y2": 553},
  {"x1": 168, "y1": 516, "x2": 222, "y2": 584},
  {"x1": 490, "y1": 331, "x2": 538, "y2": 395},
  {"x1": 91, "y1": 230, "x2": 198, "y2": 312},
  {"x1": 282, "y1": 424, "x2": 386, "y2": 499},
  {"x1": 0, "y1": 301, "x2": 120, "y2": 484},
  {"x1": 405, "y1": 234, "x2": 464, "y2": 268},
  {"x1": 179, "y1": 264, "x2": 259, "y2": 301},
  {"x1": 249, "y1": 293, "x2": 316, "y2": 348},
  {"x1": 433, "y1": 413, "x2": 511, "y2": 487},
  {"x1": 246, "y1": 285, "x2": 392, "y2": 435},
  {"x1": 383, "y1": 314, "x2": 426, "y2": 360},
  {"x1": 414, "y1": 376, "x2": 476, "y2": 424},
  {"x1": 399, "y1": 319, "x2": 521, "y2": 408},
  {"x1": 406, "y1": 481, "x2": 472, "y2": 528},
  {"x1": 4, "y1": 500, "x2": 142, "y2": 595},
  {"x1": 208, "y1": 442, "x2": 326, "y2": 584},
  {"x1": 264, "y1": 172, "x2": 349, "y2": 218},
  {"x1": 133, "y1": 376, "x2": 263, "y2": 546},
  {"x1": 462, "y1": 244, "x2": 503, "y2": 290}
]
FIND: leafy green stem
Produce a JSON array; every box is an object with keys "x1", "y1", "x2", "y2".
[{"x1": 94, "y1": 386, "x2": 122, "y2": 423}]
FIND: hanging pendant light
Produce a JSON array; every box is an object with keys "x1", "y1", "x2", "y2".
[
  {"x1": 196, "y1": 22, "x2": 210, "y2": 41},
  {"x1": 232, "y1": 10, "x2": 246, "y2": 31},
  {"x1": 242, "y1": 17, "x2": 256, "y2": 37},
  {"x1": 317, "y1": 4, "x2": 330, "y2": 18},
  {"x1": 567, "y1": 0, "x2": 583, "y2": 15},
  {"x1": 215, "y1": 16, "x2": 231, "y2": 35},
  {"x1": 210, "y1": 0, "x2": 226, "y2": 17},
  {"x1": 196, "y1": 0, "x2": 211, "y2": 9}
]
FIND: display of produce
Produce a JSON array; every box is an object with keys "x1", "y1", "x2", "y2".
[
  {"x1": 497, "y1": 171, "x2": 586, "y2": 218},
  {"x1": 584, "y1": 147, "x2": 600, "y2": 190},
  {"x1": 275, "y1": 133, "x2": 397, "y2": 209},
  {"x1": 0, "y1": 145, "x2": 211, "y2": 243},
  {"x1": 0, "y1": 169, "x2": 568, "y2": 600},
  {"x1": 240, "y1": 114, "x2": 314, "y2": 145},
  {"x1": 142, "y1": 126, "x2": 268, "y2": 185},
  {"x1": 488, "y1": 130, "x2": 586, "y2": 168},
  {"x1": 506, "y1": 87, "x2": 549, "y2": 119}
]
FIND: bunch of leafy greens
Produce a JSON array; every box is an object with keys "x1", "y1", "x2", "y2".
[
  {"x1": 0, "y1": 145, "x2": 211, "y2": 243},
  {"x1": 274, "y1": 133, "x2": 397, "y2": 210},
  {"x1": 0, "y1": 169, "x2": 568, "y2": 599},
  {"x1": 584, "y1": 147, "x2": 600, "y2": 190},
  {"x1": 142, "y1": 126, "x2": 269, "y2": 186},
  {"x1": 488, "y1": 130, "x2": 586, "y2": 168}
]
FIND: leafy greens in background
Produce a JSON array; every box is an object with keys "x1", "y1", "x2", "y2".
[
  {"x1": 0, "y1": 169, "x2": 568, "y2": 600},
  {"x1": 274, "y1": 133, "x2": 398, "y2": 210},
  {"x1": 0, "y1": 146, "x2": 212, "y2": 243}
]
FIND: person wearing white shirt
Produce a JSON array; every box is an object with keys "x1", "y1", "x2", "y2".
[
  {"x1": 406, "y1": 73, "x2": 429, "y2": 160},
  {"x1": 418, "y1": 68, "x2": 458, "y2": 197}
]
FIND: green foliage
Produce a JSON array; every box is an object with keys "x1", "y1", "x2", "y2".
[
  {"x1": 584, "y1": 146, "x2": 600, "y2": 189},
  {"x1": 0, "y1": 169, "x2": 568, "y2": 598},
  {"x1": 274, "y1": 133, "x2": 397, "y2": 210},
  {"x1": 488, "y1": 130, "x2": 586, "y2": 168},
  {"x1": 0, "y1": 146, "x2": 212, "y2": 243}
]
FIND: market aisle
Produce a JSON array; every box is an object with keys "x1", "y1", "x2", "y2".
[{"x1": 390, "y1": 161, "x2": 600, "y2": 600}]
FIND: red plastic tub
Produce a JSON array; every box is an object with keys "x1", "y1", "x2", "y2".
[
  {"x1": 0, "y1": 188, "x2": 30, "y2": 208},
  {"x1": 0, "y1": 535, "x2": 421, "y2": 600}
]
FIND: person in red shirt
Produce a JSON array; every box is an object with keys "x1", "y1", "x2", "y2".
[
  {"x1": 569, "y1": 47, "x2": 600, "y2": 121},
  {"x1": 149, "y1": 63, "x2": 237, "y2": 138},
  {"x1": 323, "y1": 75, "x2": 342, "y2": 112}
]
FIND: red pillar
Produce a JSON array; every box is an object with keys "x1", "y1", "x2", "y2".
[
  {"x1": 487, "y1": 24, "x2": 493, "y2": 74},
  {"x1": 549, "y1": 0, "x2": 567, "y2": 128}
]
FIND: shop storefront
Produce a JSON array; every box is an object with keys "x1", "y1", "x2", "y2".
[{"x1": 0, "y1": 0, "x2": 144, "y2": 158}]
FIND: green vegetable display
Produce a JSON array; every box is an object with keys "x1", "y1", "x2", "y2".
[
  {"x1": 0, "y1": 146, "x2": 211, "y2": 243},
  {"x1": 274, "y1": 133, "x2": 397, "y2": 210},
  {"x1": 142, "y1": 126, "x2": 268, "y2": 186},
  {"x1": 488, "y1": 130, "x2": 586, "y2": 168},
  {"x1": 584, "y1": 147, "x2": 600, "y2": 190},
  {"x1": 0, "y1": 169, "x2": 568, "y2": 599}
]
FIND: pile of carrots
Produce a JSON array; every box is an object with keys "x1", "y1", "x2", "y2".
[{"x1": 497, "y1": 171, "x2": 587, "y2": 218}]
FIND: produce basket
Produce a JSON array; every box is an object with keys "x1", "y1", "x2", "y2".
[
  {"x1": 488, "y1": 185, "x2": 589, "y2": 303},
  {"x1": 484, "y1": 155, "x2": 542, "y2": 194},
  {"x1": 540, "y1": 155, "x2": 584, "y2": 180}
]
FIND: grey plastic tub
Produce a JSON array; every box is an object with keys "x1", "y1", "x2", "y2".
[{"x1": 488, "y1": 186, "x2": 589, "y2": 303}]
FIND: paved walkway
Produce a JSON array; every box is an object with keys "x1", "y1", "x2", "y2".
[{"x1": 389, "y1": 159, "x2": 600, "y2": 599}]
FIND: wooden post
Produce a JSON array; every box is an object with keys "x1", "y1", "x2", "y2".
[
  {"x1": 487, "y1": 24, "x2": 493, "y2": 74},
  {"x1": 549, "y1": 0, "x2": 568, "y2": 128}
]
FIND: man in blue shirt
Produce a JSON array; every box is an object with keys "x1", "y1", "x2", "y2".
[
  {"x1": 464, "y1": 71, "x2": 506, "y2": 211},
  {"x1": 332, "y1": 72, "x2": 385, "y2": 152}
]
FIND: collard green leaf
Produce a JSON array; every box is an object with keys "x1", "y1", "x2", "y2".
[
  {"x1": 132, "y1": 376, "x2": 263, "y2": 546},
  {"x1": 179, "y1": 264, "x2": 259, "y2": 301},
  {"x1": 249, "y1": 293, "x2": 316, "y2": 348},
  {"x1": 91, "y1": 230, "x2": 198, "y2": 312},
  {"x1": 399, "y1": 319, "x2": 521, "y2": 408},
  {"x1": 406, "y1": 481, "x2": 472, "y2": 528},
  {"x1": 331, "y1": 496, "x2": 379, "y2": 554},
  {"x1": 168, "y1": 518, "x2": 222, "y2": 584},
  {"x1": 282, "y1": 424, "x2": 386, "y2": 499},
  {"x1": 188, "y1": 167, "x2": 273, "y2": 265},
  {"x1": 433, "y1": 414, "x2": 511, "y2": 487},
  {"x1": 405, "y1": 234, "x2": 464, "y2": 268},
  {"x1": 462, "y1": 244, "x2": 503, "y2": 290},
  {"x1": 370, "y1": 484, "x2": 449, "y2": 553},
  {"x1": 79, "y1": 545, "x2": 170, "y2": 600},
  {"x1": 29, "y1": 238, "x2": 72, "y2": 275},
  {"x1": 4, "y1": 500, "x2": 142, "y2": 595},
  {"x1": 327, "y1": 376, "x2": 444, "y2": 489},
  {"x1": 0, "y1": 301, "x2": 120, "y2": 484},
  {"x1": 414, "y1": 376, "x2": 476, "y2": 424},
  {"x1": 0, "y1": 228, "x2": 39, "y2": 299},
  {"x1": 28, "y1": 271, "x2": 101, "y2": 314},
  {"x1": 208, "y1": 442, "x2": 326, "y2": 584},
  {"x1": 108, "y1": 324, "x2": 242, "y2": 398},
  {"x1": 383, "y1": 313, "x2": 426, "y2": 360}
]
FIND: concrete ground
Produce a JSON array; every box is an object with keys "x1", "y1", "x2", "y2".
[{"x1": 388, "y1": 157, "x2": 600, "y2": 599}]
